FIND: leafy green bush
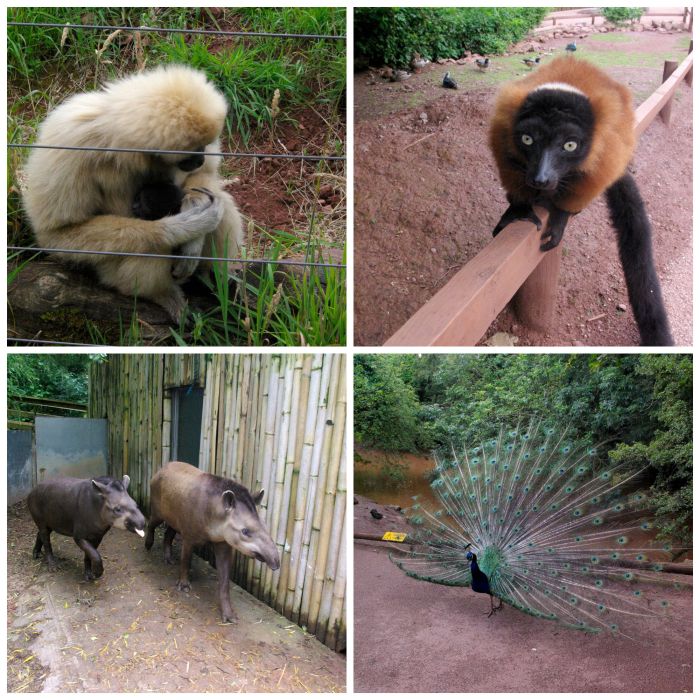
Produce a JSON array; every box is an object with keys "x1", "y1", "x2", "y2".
[
  {"x1": 602, "y1": 7, "x2": 644, "y2": 25},
  {"x1": 355, "y1": 7, "x2": 547, "y2": 67}
]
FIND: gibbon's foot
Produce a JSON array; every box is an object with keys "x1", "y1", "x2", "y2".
[
  {"x1": 539, "y1": 207, "x2": 571, "y2": 251},
  {"x1": 493, "y1": 202, "x2": 542, "y2": 236},
  {"x1": 154, "y1": 284, "x2": 188, "y2": 323}
]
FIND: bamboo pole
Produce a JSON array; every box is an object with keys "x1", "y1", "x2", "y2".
[{"x1": 306, "y1": 355, "x2": 345, "y2": 633}]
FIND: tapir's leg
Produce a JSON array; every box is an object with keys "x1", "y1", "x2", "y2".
[
  {"x1": 36, "y1": 528, "x2": 56, "y2": 570},
  {"x1": 213, "y1": 542, "x2": 235, "y2": 623},
  {"x1": 75, "y1": 538, "x2": 103, "y2": 580},
  {"x1": 176, "y1": 539, "x2": 193, "y2": 592},
  {"x1": 145, "y1": 516, "x2": 163, "y2": 551},
  {"x1": 163, "y1": 526, "x2": 177, "y2": 565}
]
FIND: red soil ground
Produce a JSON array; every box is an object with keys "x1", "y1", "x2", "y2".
[{"x1": 353, "y1": 497, "x2": 693, "y2": 693}]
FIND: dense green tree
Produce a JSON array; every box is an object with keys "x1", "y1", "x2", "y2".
[
  {"x1": 355, "y1": 7, "x2": 547, "y2": 68},
  {"x1": 8, "y1": 355, "x2": 92, "y2": 416},
  {"x1": 354, "y1": 355, "x2": 428, "y2": 451}
]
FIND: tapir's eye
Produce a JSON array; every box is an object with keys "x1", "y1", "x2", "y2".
[
  {"x1": 563, "y1": 141, "x2": 578, "y2": 152},
  {"x1": 521, "y1": 134, "x2": 533, "y2": 146},
  {"x1": 242, "y1": 528, "x2": 250, "y2": 537},
  {"x1": 113, "y1": 506, "x2": 122, "y2": 513}
]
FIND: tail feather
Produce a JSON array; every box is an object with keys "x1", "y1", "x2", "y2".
[{"x1": 606, "y1": 173, "x2": 673, "y2": 346}]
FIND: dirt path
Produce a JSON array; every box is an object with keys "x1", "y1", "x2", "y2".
[
  {"x1": 8, "y1": 503, "x2": 345, "y2": 692},
  {"x1": 354, "y1": 502, "x2": 693, "y2": 693},
  {"x1": 354, "y1": 30, "x2": 692, "y2": 346}
]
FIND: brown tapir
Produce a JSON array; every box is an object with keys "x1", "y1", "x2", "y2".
[
  {"x1": 145, "y1": 461, "x2": 280, "y2": 622},
  {"x1": 28, "y1": 475, "x2": 146, "y2": 580}
]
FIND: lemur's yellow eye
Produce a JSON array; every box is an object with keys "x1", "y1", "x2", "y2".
[
  {"x1": 521, "y1": 134, "x2": 533, "y2": 146},
  {"x1": 563, "y1": 141, "x2": 578, "y2": 152}
]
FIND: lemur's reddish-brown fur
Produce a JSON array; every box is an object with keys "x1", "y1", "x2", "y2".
[{"x1": 489, "y1": 56, "x2": 636, "y2": 213}]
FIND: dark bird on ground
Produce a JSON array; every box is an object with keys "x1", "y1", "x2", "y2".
[
  {"x1": 522, "y1": 56, "x2": 541, "y2": 69},
  {"x1": 566, "y1": 41, "x2": 577, "y2": 52},
  {"x1": 475, "y1": 57, "x2": 490, "y2": 71},
  {"x1": 390, "y1": 417, "x2": 687, "y2": 633},
  {"x1": 442, "y1": 72, "x2": 458, "y2": 89},
  {"x1": 370, "y1": 509, "x2": 384, "y2": 520}
]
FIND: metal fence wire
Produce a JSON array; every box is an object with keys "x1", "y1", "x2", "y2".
[{"x1": 8, "y1": 19, "x2": 347, "y2": 275}]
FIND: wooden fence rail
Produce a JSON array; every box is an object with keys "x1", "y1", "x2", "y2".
[{"x1": 385, "y1": 52, "x2": 693, "y2": 347}]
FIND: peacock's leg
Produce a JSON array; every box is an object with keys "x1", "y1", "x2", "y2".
[{"x1": 487, "y1": 595, "x2": 503, "y2": 617}]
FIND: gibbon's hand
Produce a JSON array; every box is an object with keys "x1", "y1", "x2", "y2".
[
  {"x1": 171, "y1": 188, "x2": 218, "y2": 281},
  {"x1": 163, "y1": 188, "x2": 224, "y2": 249}
]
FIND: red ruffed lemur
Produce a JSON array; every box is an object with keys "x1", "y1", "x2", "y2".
[{"x1": 489, "y1": 55, "x2": 673, "y2": 346}]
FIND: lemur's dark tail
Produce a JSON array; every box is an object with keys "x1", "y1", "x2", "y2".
[{"x1": 606, "y1": 173, "x2": 674, "y2": 346}]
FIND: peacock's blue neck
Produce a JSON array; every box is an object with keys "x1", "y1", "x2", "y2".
[{"x1": 476, "y1": 545, "x2": 506, "y2": 580}]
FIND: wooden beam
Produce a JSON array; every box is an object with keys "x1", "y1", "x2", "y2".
[
  {"x1": 385, "y1": 208, "x2": 550, "y2": 346},
  {"x1": 385, "y1": 53, "x2": 693, "y2": 347},
  {"x1": 635, "y1": 52, "x2": 693, "y2": 135}
]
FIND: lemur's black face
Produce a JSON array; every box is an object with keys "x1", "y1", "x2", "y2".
[{"x1": 514, "y1": 88, "x2": 594, "y2": 193}]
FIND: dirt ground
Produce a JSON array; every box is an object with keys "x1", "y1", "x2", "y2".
[
  {"x1": 354, "y1": 30, "x2": 692, "y2": 346},
  {"x1": 353, "y1": 498, "x2": 693, "y2": 693},
  {"x1": 7, "y1": 503, "x2": 345, "y2": 693}
]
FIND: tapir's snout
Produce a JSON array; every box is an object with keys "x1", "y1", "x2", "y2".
[
  {"x1": 256, "y1": 551, "x2": 281, "y2": 570},
  {"x1": 126, "y1": 512, "x2": 147, "y2": 537}
]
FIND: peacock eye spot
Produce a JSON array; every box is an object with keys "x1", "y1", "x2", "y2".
[
  {"x1": 521, "y1": 134, "x2": 534, "y2": 146},
  {"x1": 563, "y1": 140, "x2": 578, "y2": 152}
]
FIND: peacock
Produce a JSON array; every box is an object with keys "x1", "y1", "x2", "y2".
[{"x1": 390, "y1": 417, "x2": 686, "y2": 635}]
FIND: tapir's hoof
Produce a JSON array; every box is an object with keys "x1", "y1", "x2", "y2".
[
  {"x1": 221, "y1": 612, "x2": 236, "y2": 624},
  {"x1": 176, "y1": 580, "x2": 191, "y2": 593},
  {"x1": 164, "y1": 555, "x2": 175, "y2": 565},
  {"x1": 84, "y1": 571, "x2": 95, "y2": 581},
  {"x1": 47, "y1": 561, "x2": 57, "y2": 573}
]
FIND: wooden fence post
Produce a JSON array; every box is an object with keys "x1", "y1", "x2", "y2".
[
  {"x1": 660, "y1": 60, "x2": 678, "y2": 124},
  {"x1": 686, "y1": 41, "x2": 693, "y2": 86},
  {"x1": 513, "y1": 244, "x2": 564, "y2": 331}
]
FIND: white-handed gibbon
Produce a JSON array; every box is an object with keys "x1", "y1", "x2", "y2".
[{"x1": 23, "y1": 65, "x2": 244, "y2": 320}]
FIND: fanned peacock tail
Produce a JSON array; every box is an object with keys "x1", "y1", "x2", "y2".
[{"x1": 390, "y1": 417, "x2": 686, "y2": 634}]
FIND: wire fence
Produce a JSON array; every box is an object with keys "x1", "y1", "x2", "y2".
[
  {"x1": 7, "y1": 21, "x2": 346, "y2": 41},
  {"x1": 8, "y1": 246, "x2": 345, "y2": 269},
  {"x1": 8, "y1": 144, "x2": 345, "y2": 162},
  {"x1": 8, "y1": 15, "x2": 347, "y2": 325}
]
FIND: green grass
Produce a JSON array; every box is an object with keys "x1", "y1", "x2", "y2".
[{"x1": 7, "y1": 7, "x2": 346, "y2": 347}]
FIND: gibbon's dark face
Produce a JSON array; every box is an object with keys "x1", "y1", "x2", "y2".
[
  {"x1": 513, "y1": 86, "x2": 594, "y2": 193},
  {"x1": 177, "y1": 152, "x2": 206, "y2": 172},
  {"x1": 132, "y1": 182, "x2": 185, "y2": 220}
]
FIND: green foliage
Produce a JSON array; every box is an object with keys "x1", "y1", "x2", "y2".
[
  {"x1": 353, "y1": 354, "x2": 692, "y2": 544},
  {"x1": 609, "y1": 355, "x2": 692, "y2": 543},
  {"x1": 602, "y1": 7, "x2": 644, "y2": 25},
  {"x1": 8, "y1": 354, "x2": 90, "y2": 409},
  {"x1": 354, "y1": 356, "x2": 429, "y2": 452},
  {"x1": 355, "y1": 7, "x2": 547, "y2": 68}
]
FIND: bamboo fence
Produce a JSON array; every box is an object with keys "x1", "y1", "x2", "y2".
[{"x1": 89, "y1": 353, "x2": 346, "y2": 651}]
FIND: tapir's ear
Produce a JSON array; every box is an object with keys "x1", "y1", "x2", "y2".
[
  {"x1": 92, "y1": 479, "x2": 109, "y2": 496},
  {"x1": 252, "y1": 489, "x2": 265, "y2": 506},
  {"x1": 222, "y1": 490, "x2": 236, "y2": 511},
  {"x1": 122, "y1": 475, "x2": 131, "y2": 490}
]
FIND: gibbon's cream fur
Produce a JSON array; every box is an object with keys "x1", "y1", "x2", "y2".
[{"x1": 23, "y1": 65, "x2": 244, "y2": 319}]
